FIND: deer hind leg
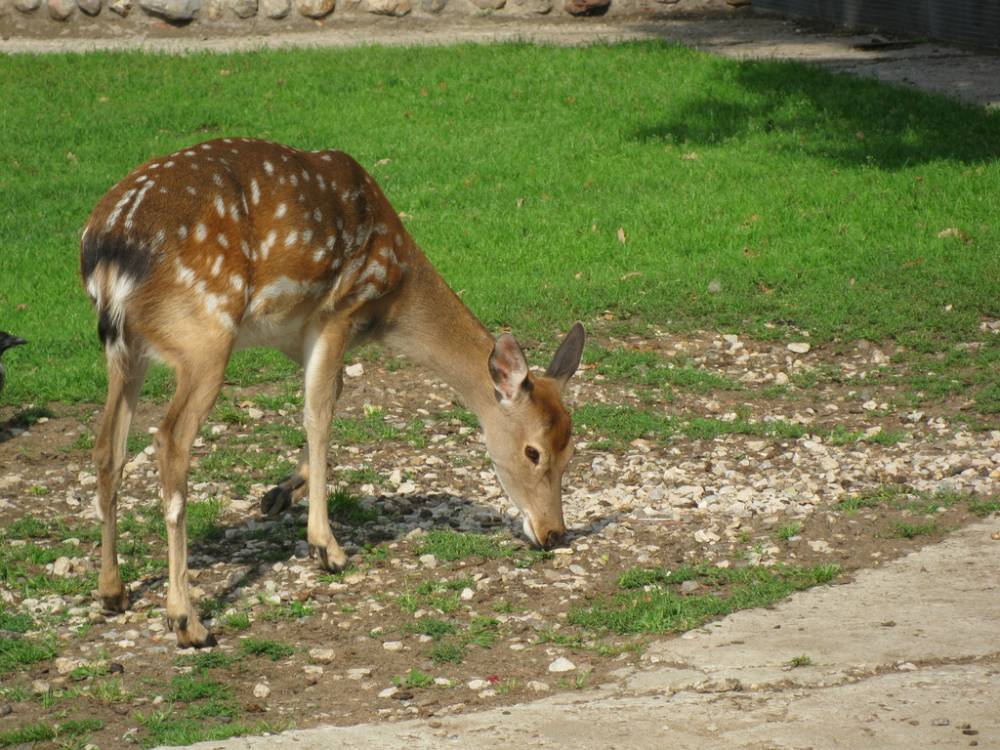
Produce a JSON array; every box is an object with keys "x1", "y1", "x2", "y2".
[
  {"x1": 260, "y1": 457, "x2": 309, "y2": 518},
  {"x1": 260, "y1": 361, "x2": 344, "y2": 518},
  {"x1": 302, "y1": 321, "x2": 349, "y2": 572},
  {"x1": 94, "y1": 349, "x2": 149, "y2": 613},
  {"x1": 156, "y1": 355, "x2": 227, "y2": 648}
]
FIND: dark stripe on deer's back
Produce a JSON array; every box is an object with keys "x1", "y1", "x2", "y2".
[{"x1": 81, "y1": 232, "x2": 154, "y2": 284}]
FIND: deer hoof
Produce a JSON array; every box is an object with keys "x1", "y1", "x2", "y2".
[
  {"x1": 169, "y1": 615, "x2": 218, "y2": 649},
  {"x1": 310, "y1": 543, "x2": 348, "y2": 572},
  {"x1": 100, "y1": 588, "x2": 130, "y2": 614},
  {"x1": 261, "y1": 484, "x2": 293, "y2": 517}
]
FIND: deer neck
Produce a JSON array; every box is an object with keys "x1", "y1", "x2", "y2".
[{"x1": 383, "y1": 248, "x2": 500, "y2": 422}]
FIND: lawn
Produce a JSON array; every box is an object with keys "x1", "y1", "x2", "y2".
[{"x1": 1, "y1": 42, "x2": 998, "y2": 406}]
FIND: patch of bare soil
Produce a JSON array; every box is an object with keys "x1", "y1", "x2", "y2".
[{"x1": 0, "y1": 329, "x2": 997, "y2": 748}]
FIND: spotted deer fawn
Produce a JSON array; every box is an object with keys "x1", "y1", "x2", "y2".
[{"x1": 81, "y1": 138, "x2": 585, "y2": 648}]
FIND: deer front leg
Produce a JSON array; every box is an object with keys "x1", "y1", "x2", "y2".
[
  {"x1": 156, "y1": 360, "x2": 225, "y2": 648},
  {"x1": 302, "y1": 322, "x2": 349, "y2": 572}
]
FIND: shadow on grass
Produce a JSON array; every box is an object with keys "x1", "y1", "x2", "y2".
[{"x1": 629, "y1": 56, "x2": 1000, "y2": 169}]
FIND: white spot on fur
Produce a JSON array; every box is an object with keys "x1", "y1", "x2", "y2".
[
  {"x1": 250, "y1": 179, "x2": 261, "y2": 206},
  {"x1": 105, "y1": 188, "x2": 137, "y2": 230},
  {"x1": 230, "y1": 274, "x2": 245, "y2": 291},
  {"x1": 302, "y1": 228, "x2": 314, "y2": 244},
  {"x1": 214, "y1": 195, "x2": 226, "y2": 218},
  {"x1": 263, "y1": 161, "x2": 274, "y2": 175},
  {"x1": 284, "y1": 230, "x2": 299, "y2": 248},
  {"x1": 175, "y1": 260, "x2": 196, "y2": 287},
  {"x1": 229, "y1": 203, "x2": 241, "y2": 222},
  {"x1": 195, "y1": 223, "x2": 207, "y2": 242},
  {"x1": 124, "y1": 180, "x2": 154, "y2": 231},
  {"x1": 313, "y1": 208, "x2": 323, "y2": 223},
  {"x1": 217, "y1": 234, "x2": 230, "y2": 249},
  {"x1": 260, "y1": 229, "x2": 277, "y2": 260},
  {"x1": 186, "y1": 186, "x2": 197, "y2": 196},
  {"x1": 274, "y1": 203, "x2": 287, "y2": 219},
  {"x1": 177, "y1": 225, "x2": 189, "y2": 241},
  {"x1": 211, "y1": 255, "x2": 224, "y2": 276}
]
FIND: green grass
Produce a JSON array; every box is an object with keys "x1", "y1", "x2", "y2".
[
  {"x1": 425, "y1": 616, "x2": 502, "y2": 664},
  {"x1": 328, "y1": 489, "x2": 379, "y2": 526},
  {"x1": 0, "y1": 636, "x2": 58, "y2": 675},
  {"x1": 167, "y1": 674, "x2": 232, "y2": 703},
  {"x1": 570, "y1": 563, "x2": 839, "y2": 634},
  {"x1": 416, "y1": 529, "x2": 550, "y2": 566},
  {"x1": 776, "y1": 521, "x2": 803, "y2": 541},
  {"x1": 836, "y1": 486, "x2": 991, "y2": 518},
  {"x1": 0, "y1": 718, "x2": 104, "y2": 748},
  {"x1": 588, "y1": 346, "x2": 741, "y2": 392},
  {"x1": 573, "y1": 404, "x2": 811, "y2": 445},
  {"x1": 888, "y1": 521, "x2": 938, "y2": 539},
  {"x1": 239, "y1": 638, "x2": 295, "y2": 661},
  {"x1": 222, "y1": 611, "x2": 252, "y2": 631},
  {"x1": 2, "y1": 43, "x2": 999, "y2": 404},
  {"x1": 393, "y1": 668, "x2": 435, "y2": 689}
]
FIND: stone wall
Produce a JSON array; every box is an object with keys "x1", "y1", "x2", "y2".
[{"x1": 0, "y1": 0, "x2": 733, "y2": 33}]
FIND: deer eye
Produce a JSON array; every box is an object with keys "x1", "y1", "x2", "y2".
[{"x1": 524, "y1": 446, "x2": 540, "y2": 465}]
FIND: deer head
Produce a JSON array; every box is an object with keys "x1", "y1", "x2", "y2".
[{"x1": 483, "y1": 322, "x2": 585, "y2": 550}]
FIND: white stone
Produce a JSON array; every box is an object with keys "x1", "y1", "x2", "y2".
[
  {"x1": 138, "y1": 0, "x2": 199, "y2": 17},
  {"x1": 467, "y1": 679, "x2": 489, "y2": 690},
  {"x1": 383, "y1": 640, "x2": 403, "y2": 652},
  {"x1": 419, "y1": 554, "x2": 437, "y2": 568},
  {"x1": 527, "y1": 680, "x2": 550, "y2": 692},
  {"x1": 259, "y1": 0, "x2": 288, "y2": 14},
  {"x1": 459, "y1": 587, "x2": 475, "y2": 601},
  {"x1": 548, "y1": 657, "x2": 576, "y2": 673},
  {"x1": 787, "y1": 342, "x2": 811, "y2": 354},
  {"x1": 344, "y1": 363, "x2": 365, "y2": 378},
  {"x1": 52, "y1": 557, "x2": 72, "y2": 576},
  {"x1": 253, "y1": 682, "x2": 271, "y2": 698},
  {"x1": 55, "y1": 657, "x2": 82, "y2": 675},
  {"x1": 347, "y1": 667, "x2": 373, "y2": 680},
  {"x1": 378, "y1": 686, "x2": 399, "y2": 698},
  {"x1": 308, "y1": 647, "x2": 335, "y2": 663}
]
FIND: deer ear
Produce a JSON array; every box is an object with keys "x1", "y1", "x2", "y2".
[
  {"x1": 545, "y1": 322, "x2": 585, "y2": 388},
  {"x1": 489, "y1": 333, "x2": 530, "y2": 405}
]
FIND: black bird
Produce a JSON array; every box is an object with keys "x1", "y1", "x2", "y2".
[{"x1": 0, "y1": 332, "x2": 27, "y2": 396}]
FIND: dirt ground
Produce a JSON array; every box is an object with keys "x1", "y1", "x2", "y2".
[{"x1": 1, "y1": 328, "x2": 998, "y2": 748}]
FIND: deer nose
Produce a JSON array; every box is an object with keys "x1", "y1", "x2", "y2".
[{"x1": 543, "y1": 529, "x2": 564, "y2": 550}]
